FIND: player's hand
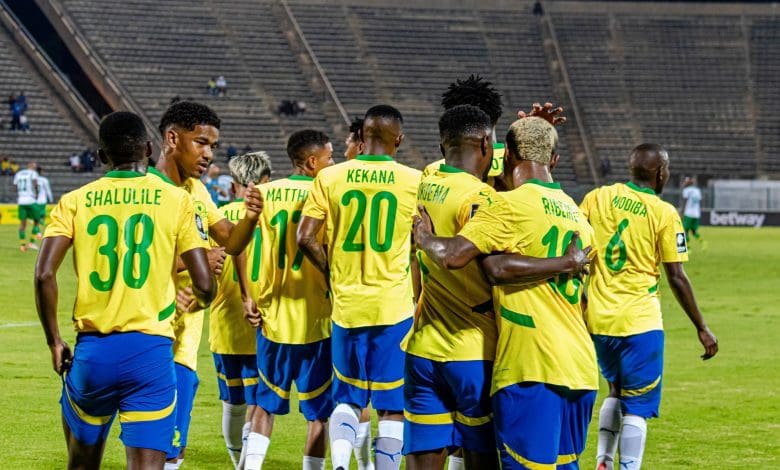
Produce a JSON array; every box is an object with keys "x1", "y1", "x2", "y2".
[
  {"x1": 50, "y1": 339, "x2": 72, "y2": 375},
  {"x1": 412, "y1": 205, "x2": 434, "y2": 246},
  {"x1": 698, "y1": 326, "x2": 718, "y2": 360},
  {"x1": 243, "y1": 297, "x2": 262, "y2": 328},
  {"x1": 244, "y1": 183, "x2": 264, "y2": 220},
  {"x1": 176, "y1": 286, "x2": 199, "y2": 313},
  {"x1": 207, "y1": 247, "x2": 226, "y2": 275},
  {"x1": 564, "y1": 231, "x2": 592, "y2": 278},
  {"x1": 518, "y1": 102, "x2": 567, "y2": 126}
]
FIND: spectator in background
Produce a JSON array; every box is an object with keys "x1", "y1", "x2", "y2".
[
  {"x1": 216, "y1": 172, "x2": 233, "y2": 207},
  {"x1": 17, "y1": 91, "x2": 28, "y2": 113},
  {"x1": 216, "y1": 75, "x2": 227, "y2": 97},
  {"x1": 19, "y1": 113, "x2": 30, "y2": 132},
  {"x1": 1, "y1": 157, "x2": 12, "y2": 175},
  {"x1": 202, "y1": 164, "x2": 226, "y2": 205},
  {"x1": 10, "y1": 99, "x2": 22, "y2": 131},
  {"x1": 207, "y1": 77, "x2": 217, "y2": 96},
  {"x1": 80, "y1": 148, "x2": 94, "y2": 172},
  {"x1": 9, "y1": 160, "x2": 19, "y2": 174},
  {"x1": 69, "y1": 152, "x2": 81, "y2": 172},
  {"x1": 533, "y1": 1, "x2": 544, "y2": 16},
  {"x1": 225, "y1": 143, "x2": 238, "y2": 162},
  {"x1": 242, "y1": 144, "x2": 253, "y2": 154},
  {"x1": 600, "y1": 156, "x2": 612, "y2": 178}
]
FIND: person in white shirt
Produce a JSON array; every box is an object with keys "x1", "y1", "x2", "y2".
[
  {"x1": 680, "y1": 176, "x2": 703, "y2": 243},
  {"x1": 34, "y1": 166, "x2": 53, "y2": 231},
  {"x1": 13, "y1": 162, "x2": 39, "y2": 251}
]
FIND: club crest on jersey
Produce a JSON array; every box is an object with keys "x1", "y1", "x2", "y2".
[
  {"x1": 676, "y1": 232, "x2": 687, "y2": 253},
  {"x1": 195, "y1": 214, "x2": 208, "y2": 240}
]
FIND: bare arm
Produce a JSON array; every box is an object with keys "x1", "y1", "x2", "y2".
[
  {"x1": 297, "y1": 216, "x2": 329, "y2": 275},
  {"x1": 210, "y1": 183, "x2": 264, "y2": 255},
  {"x1": 234, "y1": 251, "x2": 261, "y2": 327},
  {"x1": 34, "y1": 236, "x2": 73, "y2": 375},
  {"x1": 180, "y1": 247, "x2": 217, "y2": 307},
  {"x1": 663, "y1": 262, "x2": 718, "y2": 360},
  {"x1": 410, "y1": 248, "x2": 422, "y2": 303},
  {"x1": 480, "y1": 232, "x2": 591, "y2": 285},
  {"x1": 413, "y1": 206, "x2": 482, "y2": 269}
]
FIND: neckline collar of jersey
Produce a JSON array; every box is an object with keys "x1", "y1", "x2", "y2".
[
  {"x1": 356, "y1": 154, "x2": 394, "y2": 162},
  {"x1": 438, "y1": 163, "x2": 467, "y2": 174},
  {"x1": 525, "y1": 178, "x2": 560, "y2": 190},
  {"x1": 147, "y1": 166, "x2": 176, "y2": 186},
  {"x1": 233, "y1": 198, "x2": 244, "y2": 202},
  {"x1": 105, "y1": 170, "x2": 144, "y2": 179},
  {"x1": 626, "y1": 181, "x2": 656, "y2": 195},
  {"x1": 288, "y1": 174, "x2": 314, "y2": 181},
  {"x1": 493, "y1": 142, "x2": 505, "y2": 149}
]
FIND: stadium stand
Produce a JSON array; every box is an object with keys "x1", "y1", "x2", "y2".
[
  {"x1": 2, "y1": 0, "x2": 776, "y2": 197},
  {"x1": 0, "y1": 18, "x2": 95, "y2": 199}
]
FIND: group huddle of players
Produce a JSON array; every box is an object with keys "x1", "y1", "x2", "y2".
[{"x1": 33, "y1": 75, "x2": 718, "y2": 470}]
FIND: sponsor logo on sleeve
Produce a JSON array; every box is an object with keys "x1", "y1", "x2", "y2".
[
  {"x1": 195, "y1": 214, "x2": 208, "y2": 240},
  {"x1": 676, "y1": 232, "x2": 687, "y2": 253}
]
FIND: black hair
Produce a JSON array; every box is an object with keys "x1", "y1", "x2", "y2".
[
  {"x1": 441, "y1": 74, "x2": 503, "y2": 126},
  {"x1": 99, "y1": 111, "x2": 149, "y2": 164},
  {"x1": 158, "y1": 101, "x2": 221, "y2": 136},
  {"x1": 287, "y1": 129, "x2": 330, "y2": 165},
  {"x1": 631, "y1": 143, "x2": 666, "y2": 155},
  {"x1": 438, "y1": 104, "x2": 492, "y2": 146},
  {"x1": 364, "y1": 104, "x2": 403, "y2": 124},
  {"x1": 348, "y1": 116, "x2": 364, "y2": 136}
]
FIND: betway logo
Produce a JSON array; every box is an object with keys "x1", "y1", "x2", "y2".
[{"x1": 710, "y1": 211, "x2": 765, "y2": 228}]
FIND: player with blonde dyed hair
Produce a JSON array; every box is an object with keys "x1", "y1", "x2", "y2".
[
  {"x1": 203, "y1": 151, "x2": 272, "y2": 468},
  {"x1": 414, "y1": 116, "x2": 598, "y2": 469}
]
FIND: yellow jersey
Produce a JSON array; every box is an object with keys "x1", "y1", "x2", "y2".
[
  {"x1": 149, "y1": 168, "x2": 226, "y2": 370},
  {"x1": 421, "y1": 143, "x2": 505, "y2": 180},
  {"x1": 43, "y1": 170, "x2": 208, "y2": 338},
  {"x1": 256, "y1": 176, "x2": 332, "y2": 344},
  {"x1": 459, "y1": 179, "x2": 599, "y2": 393},
  {"x1": 407, "y1": 164, "x2": 497, "y2": 362},
  {"x1": 302, "y1": 155, "x2": 421, "y2": 328},
  {"x1": 580, "y1": 182, "x2": 689, "y2": 336},
  {"x1": 208, "y1": 200, "x2": 258, "y2": 355}
]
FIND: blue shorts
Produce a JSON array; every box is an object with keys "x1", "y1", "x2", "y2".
[
  {"x1": 493, "y1": 383, "x2": 596, "y2": 470},
  {"x1": 166, "y1": 363, "x2": 199, "y2": 460},
  {"x1": 403, "y1": 354, "x2": 494, "y2": 454},
  {"x1": 213, "y1": 353, "x2": 258, "y2": 406},
  {"x1": 592, "y1": 330, "x2": 664, "y2": 418},
  {"x1": 256, "y1": 334, "x2": 333, "y2": 421},
  {"x1": 331, "y1": 317, "x2": 412, "y2": 412},
  {"x1": 61, "y1": 332, "x2": 176, "y2": 453}
]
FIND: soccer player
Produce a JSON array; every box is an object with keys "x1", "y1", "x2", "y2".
[
  {"x1": 34, "y1": 166, "x2": 54, "y2": 229},
  {"x1": 414, "y1": 117, "x2": 598, "y2": 470},
  {"x1": 680, "y1": 175, "x2": 703, "y2": 244},
  {"x1": 345, "y1": 117, "x2": 364, "y2": 160},
  {"x1": 147, "y1": 101, "x2": 263, "y2": 469},
  {"x1": 404, "y1": 104, "x2": 499, "y2": 470},
  {"x1": 298, "y1": 105, "x2": 421, "y2": 470},
  {"x1": 207, "y1": 152, "x2": 272, "y2": 468},
  {"x1": 34, "y1": 111, "x2": 216, "y2": 470},
  {"x1": 581, "y1": 145, "x2": 718, "y2": 470},
  {"x1": 14, "y1": 161, "x2": 39, "y2": 251},
  {"x1": 241, "y1": 130, "x2": 334, "y2": 470}
]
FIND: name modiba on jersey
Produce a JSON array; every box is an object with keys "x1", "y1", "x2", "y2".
[
  {"x1": 612, "y1": 195, "x2": 647, "y2": 217},
  {"x1": 84, "y1": 188, "x2": 162, "y2": 207},
  {"x1": 265, "y1": 187, "x2": 309, "y2": 202},
  {"x1": 417, "y1": 182, "x2": 449, "y2": 204},
  {"x1": 542, "y1": 197, "x2": 578, "y2": 221},
  {"x1": 346, "y1": 168, "x2": 395, "y2": 185}
]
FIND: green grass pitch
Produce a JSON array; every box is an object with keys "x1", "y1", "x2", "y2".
[{"x1": 1, "y1": 226, "x2": 778, "y2": 468}]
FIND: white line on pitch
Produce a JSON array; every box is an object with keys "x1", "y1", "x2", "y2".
[{"x1": 0, "y1": 321, "x2": 39, "y2": 328}]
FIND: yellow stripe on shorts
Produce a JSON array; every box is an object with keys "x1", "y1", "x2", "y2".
[
  {"x1": 621, "y1": 376, "x2": 661, "y2": 397},
  {"x1": 404, "y1": 410, "x2": 454, "y2": 425},
  {"x1": 217, "y1": 372, "x2": 244, "y2": 387},
  {"x1": 64, "y1": 386, "x2": 113, "y2": 426},
  {"x1": 454, "y1": 411, "x2": 493, "y2": 426},
  {"x1": 119, "y1": 396, "x2": 176, "y2": 423},
  {"x1": 502, "y1": 443, "x2": 556, "y2": 470},
  {"x1": 298, "y1": 374, "x2": 333, "y2": 401},
  {"x1": 333, "y1": 366, "x2": 404, "y2": 391},
  {"x1": 258, "y1": 369, "x2": 291, "y2": 400}
]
